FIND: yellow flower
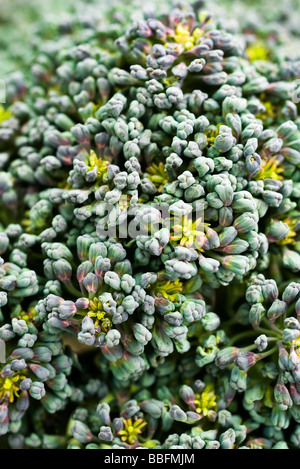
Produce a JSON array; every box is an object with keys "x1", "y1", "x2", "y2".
[
  {"x1": 153, "y1": 278, "x2": 183, "y2": 302},
  {"x1": 264, "y1": 385, "x2": 275, "y2": 408},
  {"x1": 256, "y1": 98, "x2": 278, "y2": 121},
  {"x1": 166, "y1": 22, "x2": 206, "y2": 51},
  {"x1": 15, "y1": 306, "x2": 37, "y2": 324},
  {"x1": 293, "y1": 341, "x2": 300, "y2": 356},
  {"x1": 254, "y1": 156, "x2": 283, "y2": 181},
  {"x1": 198, "y1": 11, "x2": 213, "y2": 26},
  {"x1": 192, "y1": 28, "x2": 203, "y2": 39},
  {"x1": 246, "y1": 41, "x2": 270, "y2": 62},
  {"x1": 170, "y1": 214, "x2": 207, "y2": 250},
  {"x1": 145, "y1": 162, "x2": 169, "y2": 192},
  {"x1": 118, "y1": 418, "x2": 147, "y2": 445},
  {"x1": 194, "y1": 383, "x2": 217, "y2": 417},
  {"x1": 77, "y1": 298, "x2": 112, "y2": 333},
  {"x1": 89, "y1": 299, "x2": 112, "y2": 332},
  {"x1": 276, "y1": 217, "x2": 297, "y2": 245},
  {"x1": 205, "y1": 123, "x2": 224, "y2": 146},
  {"x1": 0, "y1": 106, "x2": 12, "y2": 124},
  {"x1": 174, "y1": 24, "x2": 194, "y2": 49},
  {"x1": 0, "y1": 373, "x2": 26, "y2": 403},
  {"x1": 87, "y1": 150, "x2": 109, "y2": 181},
  {"x1": 118, "y1": 194, "x2": 131, "y2": 212}
]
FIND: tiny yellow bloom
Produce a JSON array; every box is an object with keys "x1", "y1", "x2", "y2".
[
  {"x1": 194, "y1": 383, "x2": 217, "y2": 417},
  {"x1": 16, "y1": 306, "x2": 37, "y2": 324},
  {"x1": 118, "y1": 418, "x2": 147, "y2": 445},
  {"x1": 192, "y1": 28, "x2": 203, "y2": 39},
  {"x1": 254, "y1": 156, "x2": 283, "y2": 181},
  {"x1": 87, "y1": 150, "x2": 109, "y2": 182},
  {"x1": 170, "y1": 23, "x2": 201, "y2": 51},
  {"x1": 205, "y1": 123, "x2": 224, "y2": 146},
  {"x1": 3, "y1": 378, "x2": 13, "y2": 390},
  {"x1": 145, "y1": 162, "x2": 169, "y2": 192},
  {"x1": 246, "y1": 41, "x2": 269, "y2": 62},
  {"x1": 153, "y1": 278, "x2": 183, "y2": 302},
  {"x1": 256, "y1": 99, "x2": 278, "y2": 121},
  {"x1": 0, "y1": 372, "x2": 26, "y2": 403},
  {"x1": 198, "y1": 11, "x2": 212, "y2": 25},
  {"x1": 0, "y1": 106, "x2": 12, "y2": 124},
  {"x1": 170, "y1": 215, "x2": 207, "y2": 251},
  {"x1": 78, "y1": 298, "x2": 112, "y2": 333},
  {"x1": 276, "y1": 217, "x2": 297, "y2": 245}
]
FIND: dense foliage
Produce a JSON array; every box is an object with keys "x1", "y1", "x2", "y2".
[{"x1": 0, "y1": 0, "x2": 300, "y2": 449}]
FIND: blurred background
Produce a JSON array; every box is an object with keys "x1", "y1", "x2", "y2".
[{"x1": 0, "y1": 0, "x2": 300, "y2": 80}]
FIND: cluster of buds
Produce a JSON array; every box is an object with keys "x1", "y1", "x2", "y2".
[
  {"x1": 0, "y1": 320, "x2": 72, "y2": 435},
  {"x1": 33, "y1": 235, "x2": 210, "y2": 382},
  {"x1": 1, "y1": 0, "x2": 299, "y2": 293},
  {"x1": 191, "y1": 276, "x2": 300, "y2": 432}
]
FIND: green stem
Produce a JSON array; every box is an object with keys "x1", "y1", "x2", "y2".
[
  {"x1": 257, "y1": 326, "x2": 281, "y2": 338},
  {"x1": 269, "y1": 321, "x2": 283, "y2": 335},
  {"x1": 259, "y1": 345, "x2": 278, "y2": 360},
  {"x1": 262, "y1": 317, "x2": 282, "y2": 335},
  {"x1": 63, "y1": 280, "x2": 82, "y2": 298},
  {"x1": 227, "y1": 329, "x2": 258, "y2": 346},
  {"x1": 208, "y1": 251, "x2": 222, "y2": 262},
  {"x1": 243, "y1": 344, "x2": 257, "y2": 351},
  {"x1": 235, "y1": 337, "x2": 279, "y2": 352},
  {"x1": 222, "y1": 317, "x2": 239, "y2": 328}
]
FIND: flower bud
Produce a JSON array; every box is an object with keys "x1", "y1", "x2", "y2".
[
  {"x1": 179, "y1": 385, "x2": 195, "y2": 409},
  {"x1": 215, "y1": 347, "x2": 239, "y2": 368},
  {"x1": 233, "y1": 212, "x2": 257, "y2": 233},
  {"x1": 235, "y1": 351, "x2": 259, "y2": 370},
  {"x1": 11, "y1": 359, "x2": 26, "y2": 371},
  {"x1": 283, "y1": 328, "x2": 300, "y2": 342},
  {"x1": 139, "y1": 399, "x2": 163, "y2": 419},
  {"x1": 283, "y1": 248, "x2": 300, "y2": 272},
  {"x1": 282, "y1": 283, "x2": 300, "y2": 304},
  {"x1": 133, "y1": 323, "x2": 152, "y2": 345},
  {"x1": 230, "y1": 366, "x2": 247, "y2": 392},
  {"x1": 71, "y1": 420, "x2": 93, "y2": 444},
  {"x1": 266, "y1": 220, "x2": 290, "y2": 242},
  {"x1": 20, "y1": 378, "x2": 32, "y2": 391},
  {"x1": 254, "y1": 334, "x2": 268, "y2": 351},
  {"x1": 267, "y1": 300, "x2": 287, "y2": 322},
  {"x1": 97, "y1": 402, "x2": 111, "y2": 425},
  {"x1": 98, "y1": 426, "x2": 113, "y2": 441},
  {"x1": 220, "y1": 428, "x2": 236, "y2": 449},
  {"x1": 58, "y1": 300, "x2": 77, "y2": 319},
  {"x1": 169, "y1": 405, "x2": 187, "y2": 422},
  {"x1": 29, "y1": 382, "x2": 46, "y2": 400},
  {"x1": 200, "y1": 312, "x2": 220, "y2": 331},
  {"x1": 249, "y1": 303, "x2": 265, "y2": 328},
  {"x1": 220, "y1": 255, "x2": 250, "y2": 276},
  {"x1": 106, "y1": 329, "x2": 121, "y2": 348},
  {"x1": 290, "y1": 385, "x2": 300, "y2": 406},
  {"x1": 53, "y1": 259, "x2": 72, "y2": 282},
  {"x1": 274, "y1": 384, "x2": 293, "y2": 411}
]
